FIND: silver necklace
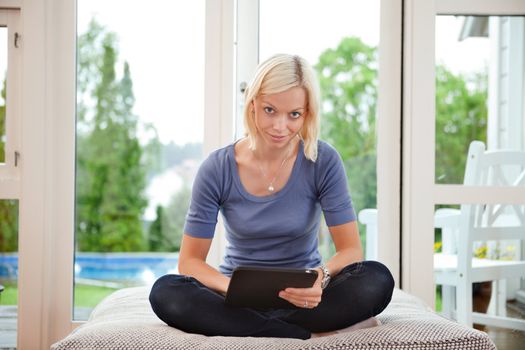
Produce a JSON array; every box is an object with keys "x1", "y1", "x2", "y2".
[{"x1": 254, "y1": 144, "x2": 293, "y2": 193}]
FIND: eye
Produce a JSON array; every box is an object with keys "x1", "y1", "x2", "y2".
[
  {"x1": 263, "y1": 106, "x2": 274, "y2": 114},
  {"x1": 290, "y1": 111, "x2": 302, "y2": 119}
]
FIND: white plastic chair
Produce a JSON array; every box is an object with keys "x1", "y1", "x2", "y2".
[
  {"x1": 359, "y1": 141, "x2": 525, "y2": 330},
  {"x1": 433, "y1": 141, "x2": 525, "y2": 330}
]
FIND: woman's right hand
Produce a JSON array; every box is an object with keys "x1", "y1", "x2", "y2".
[{"x1": 278, "y1": 268, "x2": 323, "y2": 308}]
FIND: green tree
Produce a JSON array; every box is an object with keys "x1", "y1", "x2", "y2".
[
  {"x1": 148, "y1": 205, "x2": 166, "y2": 252},
  {"x1": 435, "y1": 66, "x2": 487, "y2": 183},
  {"x1": 147, "y1": 186, "x2": 191, "y2": 252},
  {"x1": 0, "y1": 78, "x2": 18, "y2": 253},
  {"x1": 315, "y1": 37, "x2": 378, "y2": 213},
  {"x1": 76, "y1": 19, "x2": 148, "y2": 252},
  {"x1": 0, "y1": 200, "x2": 17, "y2": 252},
  {"x1": 315, "y1": 36, "x2": 488, "y2": 215}
]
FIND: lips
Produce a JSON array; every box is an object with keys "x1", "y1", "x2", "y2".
[{"x1": 269, "y1": 134, "x2": 288, "y2": 142}]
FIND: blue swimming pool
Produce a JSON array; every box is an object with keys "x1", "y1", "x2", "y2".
[{"x1": 0, "y1": 253, "x2": 179, "y2": 283}]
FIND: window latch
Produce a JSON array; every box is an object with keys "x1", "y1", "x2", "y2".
[
  {"x1": 14, "y1": 151, "x2": 20, "y2": 167},
  {"x1": 14, "y1": 33, "x2": 21, "y2": 48},
  {"x1": 239, "y1": 82, "x2": 247, "y2": 94}
]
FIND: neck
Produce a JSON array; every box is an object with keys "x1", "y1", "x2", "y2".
[{"x1": 253, "y1": 137, "x2": 297, "y2": 163}]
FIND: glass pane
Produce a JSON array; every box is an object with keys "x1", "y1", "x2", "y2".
[
  {"x1": 0, "y1": 27, "x2": 7, "y2": 164},
  {"x1": 259, "y1": 0, "x2": 380, "y2": 258},
  {"x1": 0, "y1": 199, "x2": 19, "y2": 349},
  {"x1": 433, "y1": 200, "x2": 525, "y2": 345},
  {"x1": 435, "y1": 15, "x2": 525, "y2": 184},
  {"x1": 75, "y1": 0, "x2": 205, "y2": 320}
]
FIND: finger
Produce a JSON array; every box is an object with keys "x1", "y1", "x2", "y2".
[
  {"x1": 280, "y1": 290, "x2": 322, "y2": 302},
  {"x1": 284, "y1": 287, "x2": 316, "y2": 295},
  {"x1": 284, "y1": 286, "x2": 323, "y2": 295},
  {"x1": 278, "y1": 292, "x2": 320, "y2": 308},
  {"x1": 281, "y1": 295, "x2": 321, "y2": 308},
  {"x1": 282, "y1": 289, "x2": 322, "y2": 300},
  {"x1": 278, "y1": 294, "x2": 304, "y2": 308}
]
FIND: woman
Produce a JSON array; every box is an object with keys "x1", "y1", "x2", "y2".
[{"x1": 149, "y1": 54, "x2": 394, "y2": 339}]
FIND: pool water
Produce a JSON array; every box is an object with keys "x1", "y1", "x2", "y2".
[{"x1": 0, "y1": 253, "x2": 179, "y2": 283}]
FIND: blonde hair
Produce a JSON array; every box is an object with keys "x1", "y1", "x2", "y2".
[{"x1": 243, "y1": 53, "x2": 320, "y2": 162}]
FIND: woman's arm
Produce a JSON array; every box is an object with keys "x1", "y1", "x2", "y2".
[
  {"x1": 323, "y1": 220, "x2": 363, "y2": 277},
  {"x1": 178, "y1": 234, "x2": 231, "y2": 295},
  {"x1": 278, "y1": 220, "x2": 362, "y2": 308}
]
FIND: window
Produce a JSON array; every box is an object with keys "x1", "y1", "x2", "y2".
[
  {"x1": 74, "y1": 0, "x2": 205, "y2": 320},
  {"x1": 237, "y1": 0, "x2": 381, "y2": 258},
  {"x1": 0, "y1": 8, "x2": 20, "y2": 349}
]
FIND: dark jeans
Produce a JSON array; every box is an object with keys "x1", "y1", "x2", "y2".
[{"x1": 149, "y1": 260, "x2": 394, "y2": 340}]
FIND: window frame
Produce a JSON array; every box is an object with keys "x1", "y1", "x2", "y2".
[
  {"x1": 0, "y1": 8, "x2": 21, "y2": 197},
  {"x1": 18, "y1": 0, "x2": 403, "y2": 347},
  {"x1": 402, "y1": 0, "x2": 525, "y2": 306},
  {"x1": 235, "y1": 0, "x2": 403, "y2": 286}
]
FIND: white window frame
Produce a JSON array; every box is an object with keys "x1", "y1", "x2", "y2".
[
  {"x1": 403, "y1": 0, "x2": 525, "y2": 306},
  {"x1": 18, "y1": 0, "x2": 403, "y2": 347},
  {"x1": 235, "y1": 0, "x2": 403, "y2": 287},
  {"x1": 0, "y1": 8, "x2": 21, "y2": 197},
  {"x1": 16, "y1": 0, "x2": 234, "y2": 347},
  {"x1": 0, "y1": 6, "x2": 21, "y2": 350}
]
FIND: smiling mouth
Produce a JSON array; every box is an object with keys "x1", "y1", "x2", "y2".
[{"x1": 269, "y1": 134, "x2": 288, "y2": 141}]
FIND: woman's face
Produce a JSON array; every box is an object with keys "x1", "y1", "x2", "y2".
[{"x1": 252, "y1": 86, "x2": 307, "y2": 150}]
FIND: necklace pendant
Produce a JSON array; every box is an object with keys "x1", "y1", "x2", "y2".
[{"x1": 268, "y1": 185, "x2": 275, "y2": 192}]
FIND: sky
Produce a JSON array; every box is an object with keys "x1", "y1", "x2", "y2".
[
  {"x1": 0, "y1": 2, "x2": 490, "y2": 139},
  {"x1": 73, "y1": 0, "x2": 490, "y2": 146}
]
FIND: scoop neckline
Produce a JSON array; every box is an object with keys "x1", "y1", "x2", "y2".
[{"x1": 229, "y1": 140, "x2": 304, "y2": 203}]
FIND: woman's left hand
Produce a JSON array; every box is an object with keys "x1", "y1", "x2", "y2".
[{"x1": 278, "y1": 268, "x2": 323, "y2": 309}]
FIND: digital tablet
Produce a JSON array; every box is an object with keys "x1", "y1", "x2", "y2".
[{"x1": 225, "y1": 266, "x2": 318, "y2": 309}]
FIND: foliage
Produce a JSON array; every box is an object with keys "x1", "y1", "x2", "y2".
[
  {"x1": 0, "y1": 200, "x2": 18, "y2": 252},
  {"x1": 76, "y1": 19, "x2": 148, "y2": 252},
  {"x1": 435, "y1": 66, "x2": 487, "y2": 183},
  {"x1": 315, "y1": 37, "x2": 378, "y2": 212},
  {"x1": 0, "y1": 79, "x2": 18, "y2": 252},
  {"x1": 315, "y1": 37, "x2": 488, "y2": 215},
  {"x1": 149, "y1": 186, "x2": 192, "y2": 252}
]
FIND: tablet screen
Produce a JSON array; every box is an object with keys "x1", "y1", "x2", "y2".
[{"x1": 225, "y1": 266, "x2": 318, "y2": 309}]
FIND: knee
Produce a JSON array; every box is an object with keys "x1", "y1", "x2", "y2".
[
  {"x1": 363, "y1": 261, "x2": 395, "y2": 312},
  {"x1": 367, "y1": 261, "x2": 394, "y2": 290},
  {"x1": 149, "y1": 274, "x2": 187, "y2": 318}
]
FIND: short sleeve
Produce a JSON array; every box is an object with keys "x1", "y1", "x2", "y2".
[
  {"x1": 183, "y1": 154, "x2": 222, "y2": 238},
  {"x1": 316, "y1": 143, "x2": 356, "y2": 226}
]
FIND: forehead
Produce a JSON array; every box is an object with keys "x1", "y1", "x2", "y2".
[{"x1": 258, "y1": 86, "x2": 307, "y2": 109}]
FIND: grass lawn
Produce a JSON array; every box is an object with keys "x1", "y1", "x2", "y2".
[
  {"x1": 0, "y1": 281, "x2": 118, "y2": 308},
  {"x1": 73, "y1": 284, "x2": 120, "y2": 308}
]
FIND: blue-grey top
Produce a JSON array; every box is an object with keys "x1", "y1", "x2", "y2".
[{"x1": 184, "y1": 140, "x2": 356, "y2": 276}]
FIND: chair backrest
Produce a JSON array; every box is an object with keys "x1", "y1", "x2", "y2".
[{"x1": 459, "y1": 141, "x2": 525, "y2": 261}]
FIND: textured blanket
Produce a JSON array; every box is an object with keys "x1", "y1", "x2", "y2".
[{"x1": 52, "y1": 286, "x2": 496, "y2": 350}]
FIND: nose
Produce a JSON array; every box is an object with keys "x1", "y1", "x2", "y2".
[{"x1": 272, "y1": 113, "x2": 287, "y2": 131}]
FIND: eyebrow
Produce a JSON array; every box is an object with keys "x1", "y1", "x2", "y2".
[{"x1": 261, "y1": 101, "x2": 305, "y2": 111}]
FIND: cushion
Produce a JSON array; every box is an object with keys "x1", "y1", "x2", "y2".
[{"x1": 52, "y1": 286, "x2": 496, "y2": 350}]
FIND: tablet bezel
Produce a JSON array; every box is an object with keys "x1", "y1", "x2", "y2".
[{"x1": 224, "y1": 266, "x2": 319, "y2": 309}]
